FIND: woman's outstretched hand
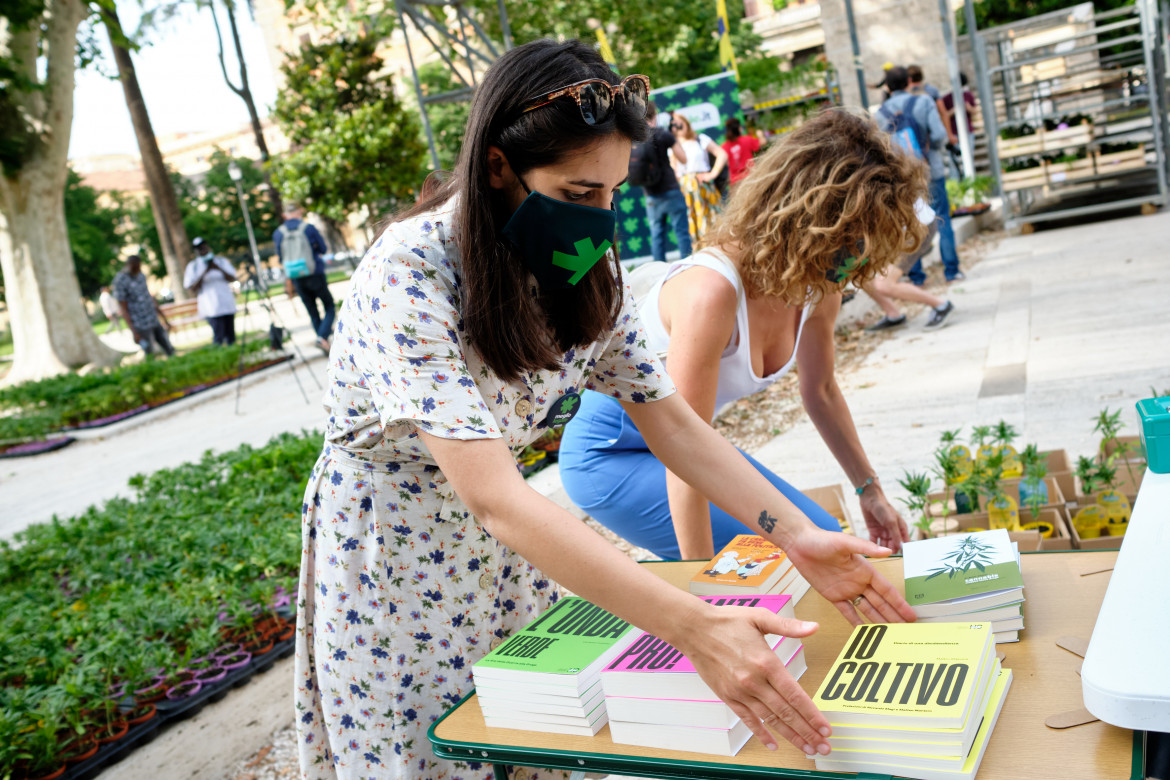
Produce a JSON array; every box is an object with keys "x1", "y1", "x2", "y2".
[
  {"x1": 860, "y1": 491, "x2": 911, "y2": 552},
  {"x1": 785, "y1": 526, "x2": 918, "y2": 626},
  {"x1": 675, "y1": 603, "x2": 832, "y2": 755}
]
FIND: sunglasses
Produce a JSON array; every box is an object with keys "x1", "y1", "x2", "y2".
[{"x1": 520, "y1": 74, "x2": 651, "y2": 126}]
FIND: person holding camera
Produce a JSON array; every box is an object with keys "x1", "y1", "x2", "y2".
[{"x1": 183, "y1": 236, "x2": 238, "y2": 346}]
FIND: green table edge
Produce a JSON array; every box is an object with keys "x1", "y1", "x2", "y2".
[{"x1": 428, "y1": 690, "x2": 1145, "y2": 779}]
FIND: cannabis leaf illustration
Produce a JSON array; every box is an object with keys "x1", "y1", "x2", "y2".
[{"x1": 925, "y1": 535, "x2": 995, "y2": 580}]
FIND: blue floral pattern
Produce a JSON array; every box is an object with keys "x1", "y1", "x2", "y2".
[{"x1": 295, "y1": 198, "x2": 673, "y2": 779}]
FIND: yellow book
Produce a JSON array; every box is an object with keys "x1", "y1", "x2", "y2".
[
  {"x1": 814, "y1": 668, "x2": 1013, "y2": 780},
  {"x1": 811, "y1": 622, "x2": 994, "y2": 730}
]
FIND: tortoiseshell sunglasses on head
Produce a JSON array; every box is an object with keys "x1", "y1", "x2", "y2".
[{"x1": 520, "y1": 74, "x2": 651, "y2": 125}]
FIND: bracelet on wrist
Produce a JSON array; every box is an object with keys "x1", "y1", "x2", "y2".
[{"x1": 855, "y1": 475, "x2": 879, "y2": 496}]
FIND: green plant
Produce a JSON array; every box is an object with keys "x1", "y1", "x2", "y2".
[
  {"x1": 897, "y1": 470, "x2": 935, "y2": 537},
  {"x1": 1021, "y1": 460, "x2": 1049, "y2": 517},
  {"x1": 1093, "y1": 407, "x2": 1140, "y2": 488},
  {"x1": 992, "y1": 420, "x2": 1018, "y2": 448},
  {"x1": 969, "y1": 425, "x2": 992, "y2": 449}
]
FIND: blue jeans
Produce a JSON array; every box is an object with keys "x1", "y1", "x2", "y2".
[
  {"x1": 293, "y1": 273, "x2": 336, "y2": 340},
  {"x1": 559, "y1": 391, "x2": 841, "y2": 561},
  {"x1": 644, "y1": 189, "x2": 692, "y2": 263},
  {"x1": 908, "y1": 177, "x2": 961, "y2": 284}
]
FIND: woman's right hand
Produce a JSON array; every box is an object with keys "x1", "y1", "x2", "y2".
[{"x1": 673, "y1": 601, "x2": 832, "y2": 756}]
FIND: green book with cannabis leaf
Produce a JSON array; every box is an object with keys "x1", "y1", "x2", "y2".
[{"x1": 903, "y1": 530, "x2": 1024, "y2": 618}]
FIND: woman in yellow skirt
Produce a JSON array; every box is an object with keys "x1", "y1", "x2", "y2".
[{"x1": 669, "y1": 113, "x2": 728, "y2": 243}]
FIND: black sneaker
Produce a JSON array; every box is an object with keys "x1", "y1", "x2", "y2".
[
  {"x1": 946, "y1": 271, "x2": 967, "y2": 283},
  {"x1": 925, "y1": 301, "x2": 954, "y2": 328},
  {"x1": 865, "y1": 314, "x2": 907, "y2": 332}
]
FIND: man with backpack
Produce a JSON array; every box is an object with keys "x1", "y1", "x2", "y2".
[
  {"x1": 875, "y1": 66, "x2": 965, "y2": 285},
  {"x1": 629, "y1": 101, "x2": 691, "y2": 263},
  {"x1": 274, "y1": 203, "x2": 335, "y2": 352}
]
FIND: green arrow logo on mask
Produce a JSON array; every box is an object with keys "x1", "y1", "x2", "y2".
[{"x1": 552, "y1": 238, "x2": 613, "y2": 285}]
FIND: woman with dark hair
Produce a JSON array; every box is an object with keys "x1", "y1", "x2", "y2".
[
  {"x1": 295, "y1": 41, "x2": 913, "y2": 779},
  {"x1": 721, "y1": 116, "x2": 761, "y2": 184},
  {"x1": 560, "y1": 110, "x2": 926, "y2": 562}
]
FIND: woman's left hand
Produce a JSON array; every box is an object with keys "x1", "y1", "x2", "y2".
[
  {"x1": 785, "y1": 526, "x2": 917, "y2": 626},
  {"x1": 859, "y1": 491, "x2": 910, "y2": 552}
]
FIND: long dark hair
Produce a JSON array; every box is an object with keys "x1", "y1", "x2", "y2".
[{"x1": 397, "y1": 40, "x2": 649, "y2": 382}]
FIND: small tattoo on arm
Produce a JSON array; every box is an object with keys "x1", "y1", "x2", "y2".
[{"x1": 758, "y1": 510, "x2": 777, "y2": 534}]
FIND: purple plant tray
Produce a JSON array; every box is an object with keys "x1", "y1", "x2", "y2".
[{"x1": 0, "y1": 436, "x2": 76, "y2": 459}]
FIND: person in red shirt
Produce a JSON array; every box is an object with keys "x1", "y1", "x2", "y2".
[{"x1": 721, "y1": 117, "x2": 761, "y2": 184}]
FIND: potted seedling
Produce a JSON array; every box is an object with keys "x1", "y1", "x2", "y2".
[
  {"x1": 1093, "y1": 407, "x2": 1144, "y2": 493},
  {"x1": 898, "y1": 470, "x2": 935, "y2": 540},
  {"x1": 976, "y1": 452, "x2": 1019, "y2": 531},
  {"x1": 992, "y1": 420, "x2": 1022, "y2": 477},
  {"x1": 970, "y1": 425, "x2": 995, "y2": 464},
  {"x1": 1018, "y1": 444, "x2": 1049, "y2": 508}
]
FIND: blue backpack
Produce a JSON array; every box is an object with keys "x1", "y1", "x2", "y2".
[{"x1": 877, "y1": 96, "x2": 929, "y2": 160}]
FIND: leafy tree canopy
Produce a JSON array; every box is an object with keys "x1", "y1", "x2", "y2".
[
  {"x1": 417, "y1": 62, "x2": 472, "y2": 171},
  {"x1": 125, "y1": 152, "x2": 277, "y2": 274},
  {"x1": 64, "y1": 169, "x2": 127, "y2": 298},
  {"x1": 960, "y1": 0, "x2": 1133, "y2": 32},
  {"x1": 269, "y1": 30, "x2": 428, "y2": 225}
]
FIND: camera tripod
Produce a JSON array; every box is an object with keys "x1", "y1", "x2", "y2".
[{"x1": 233, "y1": 262, "x2": 322, "y2": 415}]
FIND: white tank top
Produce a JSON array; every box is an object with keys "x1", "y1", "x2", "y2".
[{"x1": 639, "y1": 248, "x2": 814, "y2": 420}]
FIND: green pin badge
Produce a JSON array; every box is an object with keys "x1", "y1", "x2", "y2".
[{"x1": 544, "y1": 392, "x2": 582, "y2": 427}]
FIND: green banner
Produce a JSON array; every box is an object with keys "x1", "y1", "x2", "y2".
[{"x1": 615, "y1": 72, "x2": 741, "y2": 262}]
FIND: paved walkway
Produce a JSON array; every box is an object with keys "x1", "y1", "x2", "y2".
[
  {"x1": 0, "y1": 280, "x2": 351, "y2": 540},
  {"x1": 753, "y1": 208, "x2": 1170, "y2": 518}
]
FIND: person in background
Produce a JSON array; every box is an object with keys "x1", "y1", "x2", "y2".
[
  {"x1": 941, "y1": 72, "x2": 978, "y2": 176},
  {"x1": 295, "y1": 41, "x2": 915, "y2": 779},
  {"x1": 668, "y1": 113, "x2": 728, "y2": 242},
  {"x1": 869, "y1": 61, "x2": 896, "y2": 103},
  {"x1": 274, "y1": 203, "x2": 335, "y2": 353},
  {"x1": 560, "y1": 110, "x2": 923, "y2": 562},
  {"x1": 99, "y1": 285, "x2": 123, "y2": 333},
  {"x1": 638, "y1": 101, "x2": 692, "y2": 262},
  {"x1": 183, "y1": 237, "x2": 238, "y2": 346},
  {"x1": 860, "y1": 200, "x2": 955, "y2": 330},
  {"x1": 721, "y1": 116, "x2": 761, "y2": 185},
  {"x1": 877, "y1": 66, "x2": 965, "y2": 284},
  {"x1": 112, "y1": 254, "x2": 175, "y2": 357},
  {"x1": 907, "y1": 64, "x2": 941, "y2": 101}
]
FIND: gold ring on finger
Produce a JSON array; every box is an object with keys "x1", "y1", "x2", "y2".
[{"x1": 851, "y1": 595, "x2": 865, "y2": 607}]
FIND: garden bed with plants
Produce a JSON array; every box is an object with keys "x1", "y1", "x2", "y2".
[
  {"x1": 0, "y1": 343, "x2": 290, "y2": 456},
  {"x1": 897, "y1": 402, "x2": 1153, "y2": 550},
  {"x1": 0, "y1": 431, "x2": 317, "y2": 779}
]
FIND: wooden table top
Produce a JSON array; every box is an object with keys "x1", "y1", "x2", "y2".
[{"x1": 430, "y1": 550, "x2": 1138, "y2": 779}]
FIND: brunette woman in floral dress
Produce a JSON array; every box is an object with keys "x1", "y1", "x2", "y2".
[{"x1": 295, "y1": 40, "x2": 916, "y2": 780}]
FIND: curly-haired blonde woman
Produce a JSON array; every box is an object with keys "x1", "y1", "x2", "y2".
[{"x1": 560, "y1": 109, "x2": 928, "y2": 560}]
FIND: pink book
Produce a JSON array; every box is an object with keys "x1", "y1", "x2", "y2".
[{"x1": 601, "y1": 594, "x2": 798, "y2": 701}]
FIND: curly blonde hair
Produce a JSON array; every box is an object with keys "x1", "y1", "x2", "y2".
[{"x1": 703, "y1": 108, "x2": 930, "y2": 305}]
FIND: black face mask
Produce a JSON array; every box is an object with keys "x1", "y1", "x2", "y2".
[{"x1": 500, "y1": 177, "x2": 618, "y2": 290}]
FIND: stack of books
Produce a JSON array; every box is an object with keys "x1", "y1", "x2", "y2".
[
  {"x1": 600, "y1": 594, "x2": 807, "y2": 756},
  {"x1": 811, "y1": 622, "x2": 1013, "y2": 780},
  {"x1": 902, "y1": 529, "x2": 1026, "y2": 643},
  {"x1": 688, "y1": 534, "x2": 810, "y2": 603},
  {"x1": 471, "y1": 597, "x2": 638, "y2": 736}
]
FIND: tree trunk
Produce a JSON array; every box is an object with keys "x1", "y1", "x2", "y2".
[
  {"x1": 218, "y1": 0, "x2": 283, "y2": 219},
  {"x1": 0, "y1": 170, "x2": 122, "y2": 385},
  {"x1": 0, "y1": 0, "x2": 122, "y2": 386},
  {"x1": 103, "y1": 7, "x2": 193, "y2": 301}
]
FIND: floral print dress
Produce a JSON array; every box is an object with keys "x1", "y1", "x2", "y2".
[{"x1": 295, "y1": 197, "x2": 674, "y2": 779}]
